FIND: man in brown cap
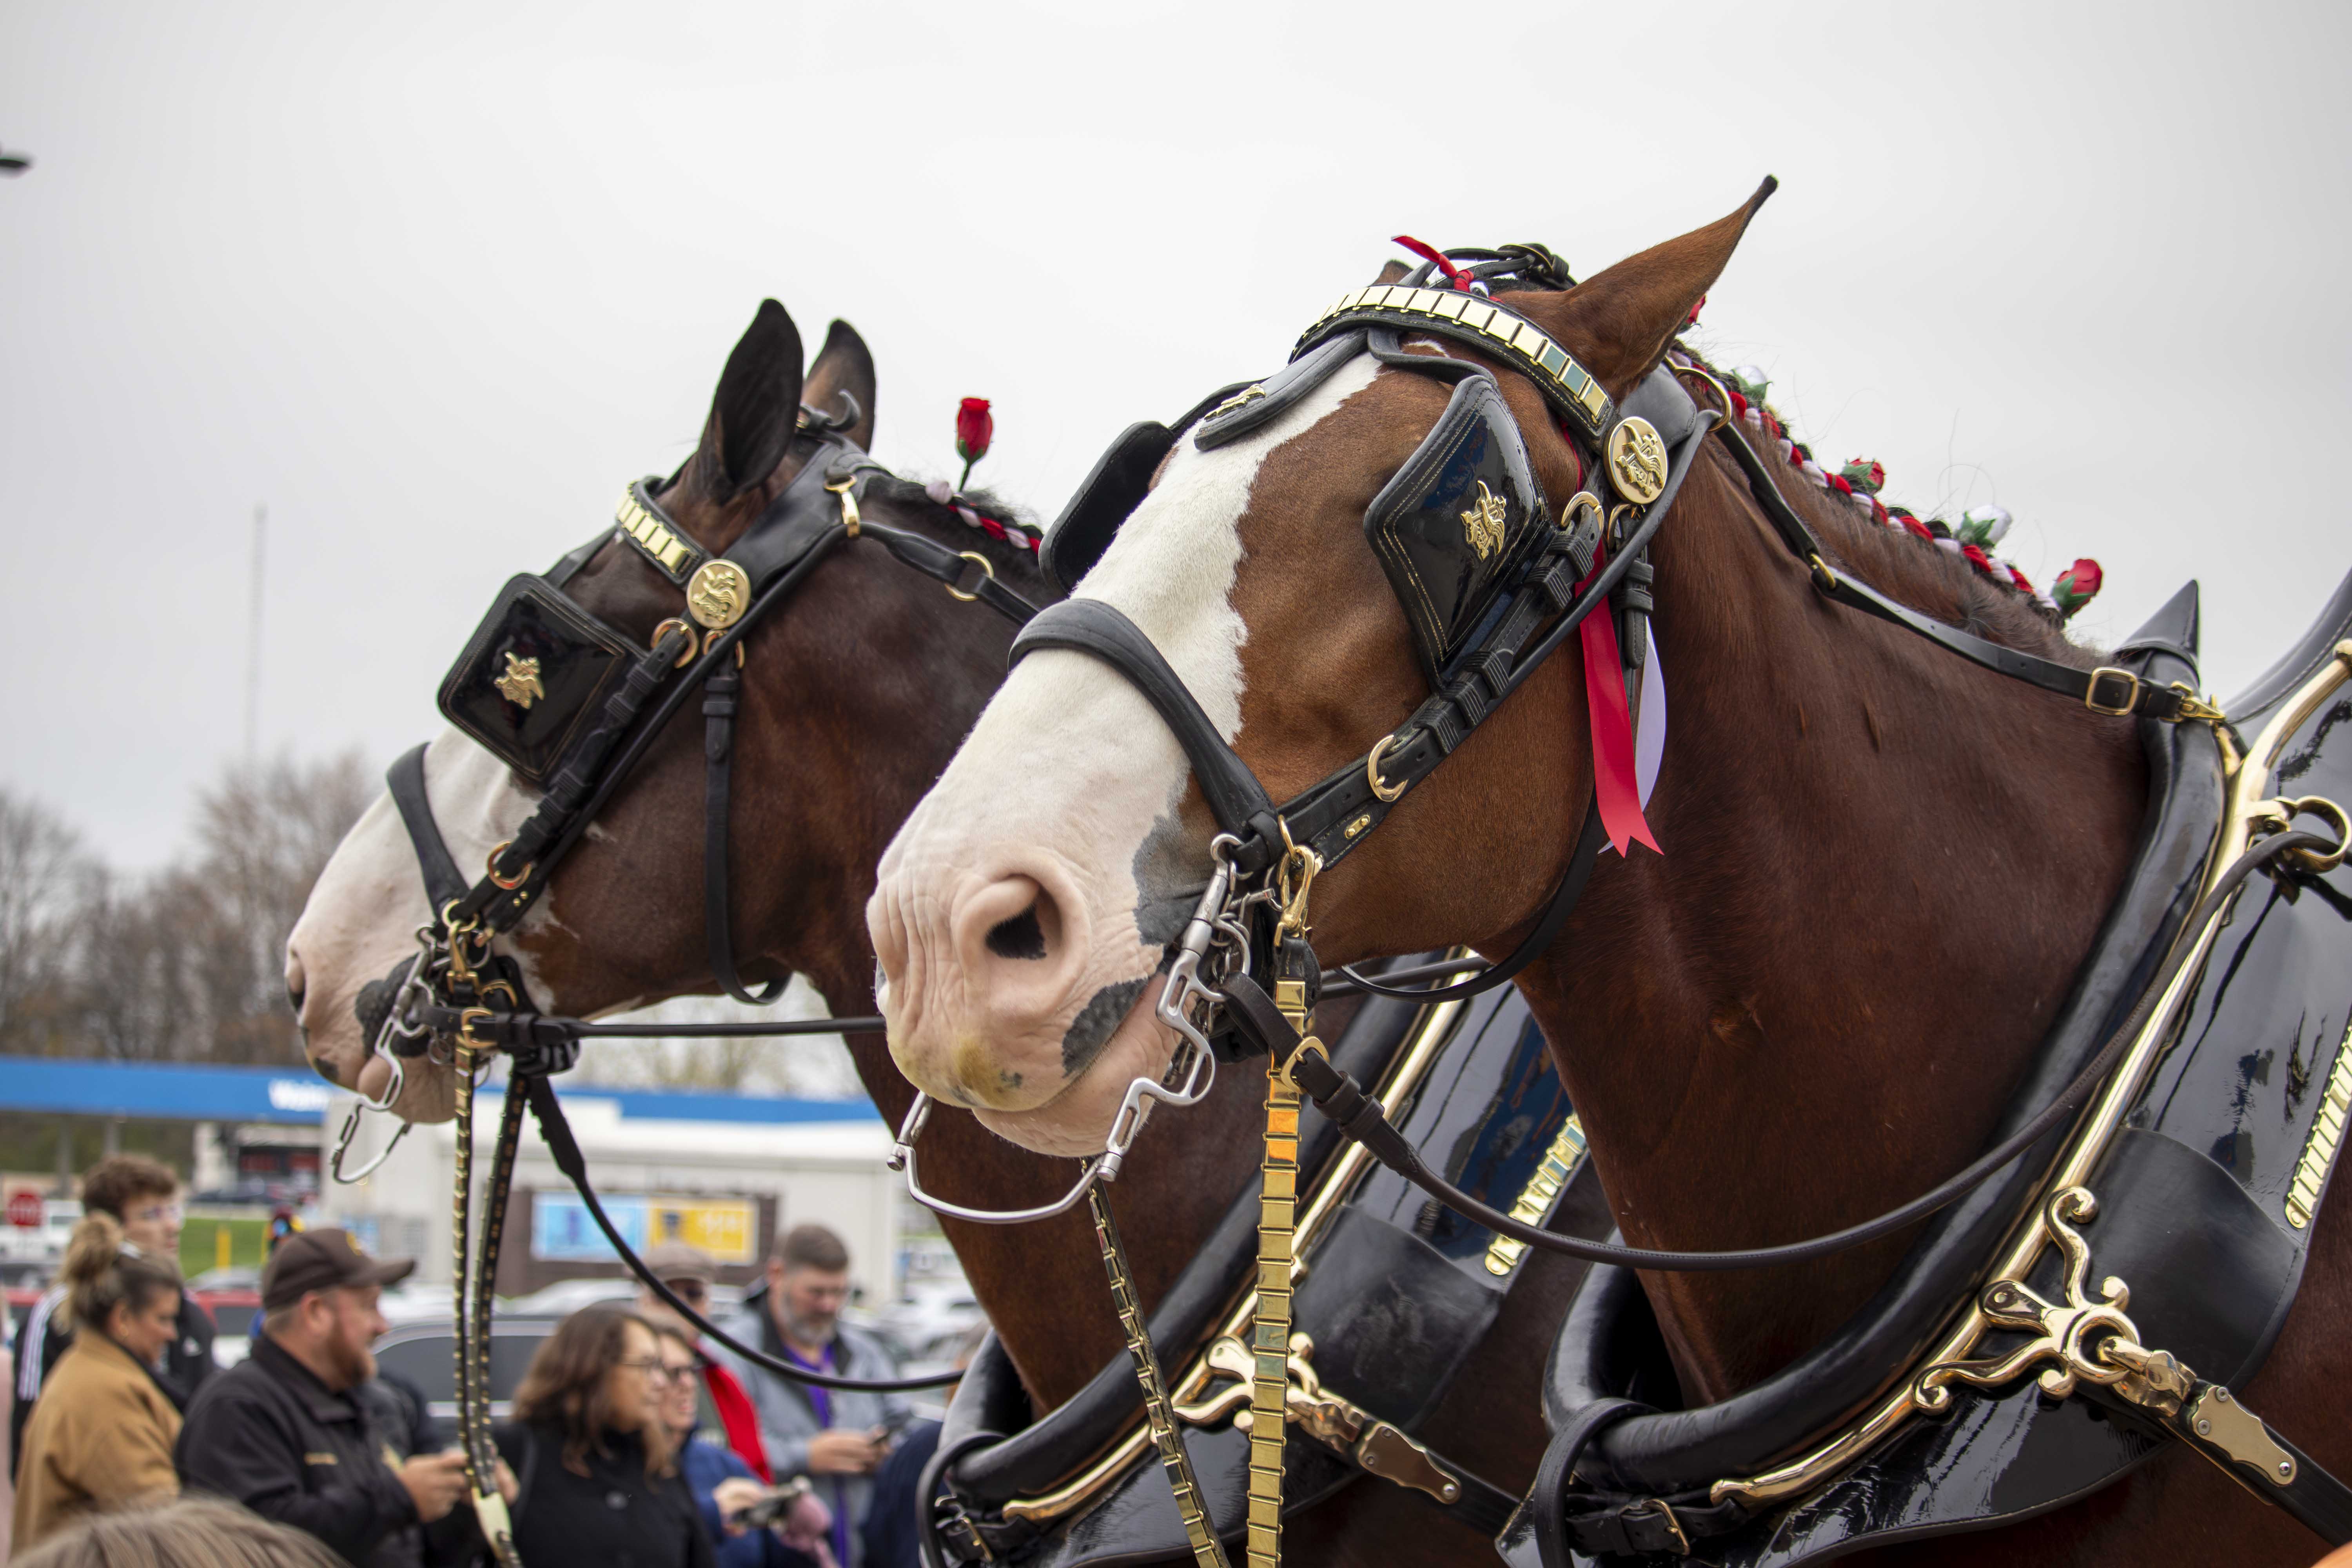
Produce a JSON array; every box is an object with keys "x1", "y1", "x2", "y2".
[{"x1": 175, "y1": 1229, "x2": 488, "y2": 1568}]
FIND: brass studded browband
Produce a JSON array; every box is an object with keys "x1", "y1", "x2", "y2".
[
  {"x1": 615, "y1": 479, "x2": 711, "y2": 585},
  {"x1": 1294, "y1": 285, "x2": 1615, "y2": 444}
]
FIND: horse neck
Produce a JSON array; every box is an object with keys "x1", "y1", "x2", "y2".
[{"x1": 1515, "y1": 446, "x2": 2147, "y2": 1405}]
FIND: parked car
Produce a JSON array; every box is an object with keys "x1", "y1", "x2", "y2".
[{"x1": 370, "y1": 1316, "x2": 566, "y2": 1447}]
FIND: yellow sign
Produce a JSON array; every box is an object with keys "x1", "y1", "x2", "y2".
[{"x1": 648, "y1": 1197, "x2": 755, "y2": 1263}]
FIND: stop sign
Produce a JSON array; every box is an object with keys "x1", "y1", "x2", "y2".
[{"x1": 7, "y1": 1191, "x2": 43, "y2": 1229}]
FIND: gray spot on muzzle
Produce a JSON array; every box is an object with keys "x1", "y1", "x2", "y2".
[
  {"x1": 345, "y1": 956, "x2": 417, "y2": 1084},
  {"x1": 1060, "y1": 975, "x2": 1149, "y2": 1078}
]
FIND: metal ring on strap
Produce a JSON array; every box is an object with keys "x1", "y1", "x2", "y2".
[
  {"x1": 947, "y1": 551, "x2": 996, "y2": 603},
  {"x1": 1366, "y1": 733, "x2": 1407, "y2": 804}
]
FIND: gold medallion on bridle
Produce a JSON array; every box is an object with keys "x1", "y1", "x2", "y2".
[
  {"x1": 1459, "y1": 480, "x2": 1508, "y2": 560},
  {"x1": 1607, "y1": 416, "x2": 1669, "y2": 506},
  {"x1": 686, "y1": 559, "x2": 750, "y2": 630},
  {"x1": 493, "y1": 652, "x2": 544, "y2": 710}
]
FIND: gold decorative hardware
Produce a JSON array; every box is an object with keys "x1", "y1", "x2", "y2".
[
  {"x1": 1090, "y1": 1188, "x2": 1230, "y2": 1568},
  {"x1": 2187, "y1": 1385, "x2": 2296, "y2": 1485},
  {"x1": 825, "y1": 476, "x2": 861, "y2": 537},
  {"x1": 1210, "y1": 385, "x2": 1266, "y2": 419},
  {"x1": 651, "y1": 617, "x2": 698, "y2": 668},
  {"x1": 1807, "y1": 552, "x2": 1840, "y2": 592},
  {"x1": 2165, "y1": 681, "x2": 2229, "y2": 726},
  {"x1": 1912, "y1": 1189, "x2": 2138, "y2": 1409},
  {"x1": 492, "y1": 652, "x2": 543, "y2": 710},
  {"x1": 1459, "y1": 481, "x2": 1508, "y2": 560},
  {"x1": 1716, "y1": 641, "x2": 2351, "y2": 1513},
  {"x1": 1172, "y1": 1333, "x2": 1462, "y2": 1506},
  {"x1": 1002, "y1": 958, "x2": 1479, "y2": 1526},
  {"x1": 687, "y1": 559, "x2": 751, "y2": 630},
  {"x1": 1365, "y1": 735, "x2": 1406, "y2": 804},
  {"x1": 1606, "y1": 416, "x2": 1669, "y2": 505},
  {"x1": 616, "y1": 488, "x2": 699, "y2": 577},
  {"x1": 1342, "y1": 815, "x2": 1371, "y2": 840},
  {"x1": 946, "y1": 551, "x2": 996, "y2": 604},
  {"x1": 2099, "y1": 1336, "x2": 2196, "y2": 1417},
  {"x1": 2246, "y1": 793, "x2": 2350, "y2": 876},
  {"x1": 484, "y1": 842, "x2": 533, "y2": 893},
  {"x1": 1485, "y1": 1114, "x2": 1587, "y2": 1276},
  {"x1": 2287, "y1": 1018, "x2": 2352, "y2": 1230},
  {"x1": 2083, "y1": 665, "x2": 2141, "y2": 717}
]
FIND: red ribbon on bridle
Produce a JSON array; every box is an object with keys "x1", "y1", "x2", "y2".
[
  {"x1": 1578, "y1": 553, "x2": 1661, "y2": 857},
  {"x1": 1389, "y1": 234, "x2": 1475, "y2": 292}
]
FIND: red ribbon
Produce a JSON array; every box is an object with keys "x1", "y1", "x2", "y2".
[
  {"x1": 1389, "y1": 234, "x2": 1474, "y2": 291},
  {"x1": 1580, "y1": 577, "x2": 1661, "y2": 857}
]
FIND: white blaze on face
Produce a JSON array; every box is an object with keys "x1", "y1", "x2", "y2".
[
  {"x1": 285, "y1": 727, "x2": 544, "y2": 1119},
  {"x1": 869, "y1": 355, "x2": 1379, "y2": 1156}
]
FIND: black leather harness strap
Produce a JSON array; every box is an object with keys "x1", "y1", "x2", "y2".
[
  {"x1": 1703, "y1": 398, "x2": 2203, "y2": 723},
  {"x1": 702, "y1": 654, "x2": 783, "y2": 1005},
  {"x1": 1225, "y1": 822, "x2": 2341, "y2": 1278},
  {"x1": 388, "y1": 743, "x2": 467, "y2": 910}
]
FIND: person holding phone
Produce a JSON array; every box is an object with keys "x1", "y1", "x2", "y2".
[
  {"x1": 711, "y1": 1226, "x2": 909, "y2": 1568},
  {"x1": 652, "y1": 1322, "x2": 832, "y2": 1568}
]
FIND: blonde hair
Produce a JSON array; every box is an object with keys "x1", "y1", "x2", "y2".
[
  {"x1": 62, "y1": 1212, "x2": 180, "y2": 1337},
  {"x1": 12, "y1": 1496, "x2": 341, "y2": 1568}
]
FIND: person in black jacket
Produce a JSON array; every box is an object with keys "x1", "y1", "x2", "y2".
[
  {"x1": 493, "y1": 1304, "x2": 714, "y2": 1568},
  {"x1": 13, "y1": 1154, "x2": 216, "y2": 1473},
  {"x1": 175, "y1": 1229, "x2": 478, "y2": 1568}
]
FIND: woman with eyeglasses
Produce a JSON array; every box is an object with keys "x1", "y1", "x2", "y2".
[
  {"x1": 652, "y1": 1323, "x2": 833, "y2": 1568},
  {"x1": 491, "y1": 1304, "x2": 714, "y2": 1568}
]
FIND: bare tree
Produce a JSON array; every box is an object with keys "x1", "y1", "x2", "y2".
[{"x1": 0, "y1": 789, "x2": 99, "y2": 1054}]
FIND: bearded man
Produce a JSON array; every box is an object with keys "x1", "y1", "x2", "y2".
[{"x1": 173, "y1": 1229, "x2": 481, "y2": 1568}]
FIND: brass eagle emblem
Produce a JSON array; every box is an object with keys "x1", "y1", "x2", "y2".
[
  {"x1": 493, "y1": 652, "x2": 544, "y2": 710},
  {"x1": 687, "y1": 559, "x2": 750, "y2": 631},
  {"x1": 1459, "y1": 481, "x2": 1508, "y2": 561},
  {"x1": 1606, "y1": 417, "x2": 1669, "y2": 506}
]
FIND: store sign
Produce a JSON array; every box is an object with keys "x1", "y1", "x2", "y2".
[
  {"x1": 531, "y1": 1192, "x2": 756, "y2": 1264},
  {"x1": 6, "y1": 1191, "x2": 43, "y2": 1229}
]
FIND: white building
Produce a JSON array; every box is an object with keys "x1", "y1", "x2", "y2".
[{"x1": 318, "y1": 1082, "x2": 901, "y2": 1304}]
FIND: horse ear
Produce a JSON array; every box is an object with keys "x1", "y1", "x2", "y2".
[
  {"x1": 1520, "y1": 178, "x2": 1778, "y2": 399},
  {"x1": 800, "y1": 320, "x2": 878, "y2": 452},
  {"x1": 695, "y1": 299, "x2": 805, "y2": 501},
  {"x1": 1370, "y1": 259, "x2": 1412, "y2": 286}
]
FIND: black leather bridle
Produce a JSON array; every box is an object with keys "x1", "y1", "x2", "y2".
[
  {"x1": 1010, "y1": 247, "x2": 2243, "y2": 1277},
  {"x1": 349, "y1": 412, "x2": 1045, "y2": 1399}
]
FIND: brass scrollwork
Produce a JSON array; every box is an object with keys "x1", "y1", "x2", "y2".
[{"x1": 1912, "y1": 1187, "x2": 2141, "y2": 1410}]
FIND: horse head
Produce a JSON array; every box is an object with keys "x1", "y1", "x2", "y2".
[{"x1": 287, "y1": 299, "x2": 1028, "y2": 1124}]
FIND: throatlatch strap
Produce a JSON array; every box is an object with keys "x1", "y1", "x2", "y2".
[{"x1": 703, "y1": 659, "x2": 785, "y2": 1005}]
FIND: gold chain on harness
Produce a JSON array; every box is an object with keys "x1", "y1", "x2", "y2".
[
  {"x1": 452, "y1": 1032, "x2": 523, "y2": 1566},
  {"x1": 1089, "y1": 1186, "x2": 1231, "y2": 1568}
]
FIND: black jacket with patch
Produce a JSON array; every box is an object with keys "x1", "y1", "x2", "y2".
[{"x1": 174, "y1": 1336, "x2": 425, "y2": 1568}]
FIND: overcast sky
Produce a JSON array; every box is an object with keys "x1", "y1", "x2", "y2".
[{"x1": 5, "y1": 0, "x2": 2347, "y2": 870}]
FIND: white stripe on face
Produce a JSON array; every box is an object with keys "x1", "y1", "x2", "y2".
[
  {"x1": 869, "y1": 354, "x2": 1380, "y2": 1151},
  {"x1": 286, "y1": 728, "x2": 544, "y2": 1117}
]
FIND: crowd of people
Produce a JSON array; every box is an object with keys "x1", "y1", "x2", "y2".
[{"x1": 0, "y1": 1156, "x2": 958, "y2": 1568}]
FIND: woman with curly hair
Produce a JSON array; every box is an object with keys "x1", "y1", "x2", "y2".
[
  {"x1": 13, "y1": 1212, "x2": 188, "y2": 1550},
  {"x1": 492, "y1": 1303, "x2": 714, "y2": 1568}
]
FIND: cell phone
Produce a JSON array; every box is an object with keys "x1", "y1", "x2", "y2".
[{"x1": 725, "y1": 1476, "x2": 813, "y2": 1531}]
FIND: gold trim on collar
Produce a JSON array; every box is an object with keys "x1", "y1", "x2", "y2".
[{"x1": 1295, "y1": 285, "x2": 1613, "y2": 440}]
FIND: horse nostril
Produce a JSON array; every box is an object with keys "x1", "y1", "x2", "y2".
[
  {"x1": 287, "y1": 982, "x2": 306, "y2": 1014},
  {"x1": 985, "y1": 902, "x2": 1049, "y2": 961}
]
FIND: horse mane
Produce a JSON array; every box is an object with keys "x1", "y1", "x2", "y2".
[
  {"x1": 860, "y1": 473, "x2": 1051, "y2": 586},
  {"x1": 1681, "y1": 350, "x2": 2105, "y2": 672}
]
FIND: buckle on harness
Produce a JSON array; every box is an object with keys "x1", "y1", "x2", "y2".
[
  {"x1": 1624, "y1": 1497, "x2": 1691, "y2": 1555},
  {"x1": 2084, "y1": 666, "x2": 2140, "y2": 716}
]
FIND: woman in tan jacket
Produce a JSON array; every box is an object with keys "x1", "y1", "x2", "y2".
[{"x1": 11, "y1": 1211, "x2": 186, "y2": 1553}]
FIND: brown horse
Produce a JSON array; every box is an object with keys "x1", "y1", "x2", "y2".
[
  {"x1": 283, "y1": 300, "x2": 1560, "y2": 1565},
  {"x1": 867, "y1": 192, "x2": 2350, "y2": 1564}
]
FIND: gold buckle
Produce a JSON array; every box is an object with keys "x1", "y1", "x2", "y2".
[
  {"x1": 1625, "y1": 1498, "x2": 1691, "y2": 1555},
  {"x1": 484, "y1": 841, "x2": 534, "y2": 892},
  {"x1": 1365, "y1": 734, "x2": 1407, "y2": 804},
  {"x1": 651, "y1": 617, "x2": 699, "y2": 668},
  {"x1": 457, "y1": 1007, "x2": 494, "y2": 1051},
  {"x1": 2084, "y1": 666, "x2": 2140, "y2": 717},
  {"x1": 1274, "y1": 1034, "x2": 1327, "y2": 1094}
]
